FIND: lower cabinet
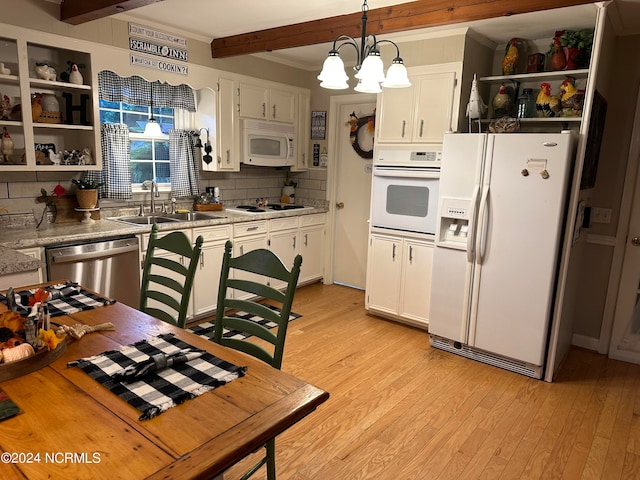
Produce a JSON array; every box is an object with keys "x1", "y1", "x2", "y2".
[
  {"x1": 0, "y1": 247, "x2": 45, "y2": 290},
  {"x1": 232, "y1": 220, "x2": 268, "y2": 300},
  {"x1": 192, "y1": 224, "x2": 232, "y2": 317},
  {"x1": 366, "y1": 232, "x2": 433, "y2": 329},
  {"x1": 267, "y1": 213, "x2": 325, "y2": 287}
]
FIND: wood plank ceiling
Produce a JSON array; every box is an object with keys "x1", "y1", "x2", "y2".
[{"x1": 60, "y1": 0, "x2": 596, "y2": 58}]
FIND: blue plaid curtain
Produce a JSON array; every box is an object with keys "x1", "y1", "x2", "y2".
[
  {"x1": 84, "y1": 124, "x2": 132, "y2": 200},
  {"x1": 170, "y1": 130, "x2": 201, "y2": 197},
  {"x1": 98, "y1": 71, "x2": 196, "y2": 111}
]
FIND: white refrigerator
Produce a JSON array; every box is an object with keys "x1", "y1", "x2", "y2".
[{"x1": 429, "y1": 132, "x2": 575, "y2": 379}]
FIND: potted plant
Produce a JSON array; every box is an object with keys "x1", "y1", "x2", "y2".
[
  {"x1": 559, "y1": 29, "x2": 593, "y2": 69},
  {"x1": 72, "y1": 178, "x2": 103, "y2": 209}
]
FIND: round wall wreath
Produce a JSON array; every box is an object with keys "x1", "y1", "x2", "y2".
[{"x1": 349, "y1": 114, "x2": 375, "y2": 159}]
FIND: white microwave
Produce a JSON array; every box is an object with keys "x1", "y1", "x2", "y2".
[{"x1": 241, "y1": 119, "x2": 295, "y2": 167}]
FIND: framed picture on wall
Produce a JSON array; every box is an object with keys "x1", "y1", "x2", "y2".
[
  {"x1": 311, "y1": 111, "x2": 326, "y2": 140},
  {"x1": 581, "y1": 90, "x2": 607, "y2": 190}
]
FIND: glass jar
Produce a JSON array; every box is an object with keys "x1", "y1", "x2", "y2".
[{"x1": 516, "y1": 88, "x2": 535, "y2": 119}]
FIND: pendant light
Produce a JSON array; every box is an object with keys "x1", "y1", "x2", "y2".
[
  {"x1": 144, "y1": 81, "x2": 163, "y2": 136},
  {"x1": 317, "y1": 0, "x2": 411, "y2": 93}
]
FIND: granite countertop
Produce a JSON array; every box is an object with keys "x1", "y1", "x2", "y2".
[{"x1": 0, "y1": 207, "x2": 327, "y2": 275}]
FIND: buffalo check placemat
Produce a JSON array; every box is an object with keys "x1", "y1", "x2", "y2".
[
  {"x1": 0, "y1": 282, "x2": 114, "y2": 317},
  {"x1": 68, "y1": 333, "x2": 247, "y2": 420},
  {"x1": 187, "y1": 305, "x2": 302, "y2": 342}
]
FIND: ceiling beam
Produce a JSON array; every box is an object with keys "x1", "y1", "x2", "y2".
[
  {"x1": 60, "y1": 0, "x2": 161, "y2": 25},
  {"x1": 211, "y1": 0, "x2": 596, "y2": 58}
]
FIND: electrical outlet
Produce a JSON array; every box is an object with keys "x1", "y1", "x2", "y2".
[{"x1": 591, "y1": 207, "x2": 612, "y2": 224}]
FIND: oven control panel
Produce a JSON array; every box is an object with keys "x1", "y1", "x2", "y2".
[{"x1": 375, "y1": 146, "x2": 442, "y2": 167}]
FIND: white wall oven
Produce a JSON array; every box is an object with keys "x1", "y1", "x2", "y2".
[{"x1": 370, "y1": 147, "x2": 441, "y2": 235}]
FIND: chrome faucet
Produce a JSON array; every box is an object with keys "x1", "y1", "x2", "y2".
[{"x1": 150, "y1": 181, "x2": 159, "y2": 213}]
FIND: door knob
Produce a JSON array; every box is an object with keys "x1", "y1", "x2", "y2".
[
  {"x1": 336, "y1": 202, "x2": 345, "y2": 209},
  {"x1": 632, "y1": 237, "x2": 640, "y2": 246}
]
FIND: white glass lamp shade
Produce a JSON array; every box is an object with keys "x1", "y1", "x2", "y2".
[
  {"x1": 318, "y1": 53, "x2": 349, "y2": 90},
  {"x1": 144, "y1": 118, "x2": 163, "y2": 136},
  {"x1": 355, "y1": 52, "x2": 385, "y2": 83},
  {"x1": 354, "y1": 78, "x2": 382, "y2": 94},
  {"x1": 381, "y1": 60, "x2": 412, "y2": 88}
]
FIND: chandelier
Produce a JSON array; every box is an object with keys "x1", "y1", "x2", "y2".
[{"x1": 317, "y1": 0, "x2": 411, "y2": 93}]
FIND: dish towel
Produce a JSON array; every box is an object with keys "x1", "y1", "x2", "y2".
[
  {"x1": 0, "y1": 282, "x2": 114, "y2": 317},
  {"x1": 68, "y1": 333, "x2": 247, "y2": 420}
]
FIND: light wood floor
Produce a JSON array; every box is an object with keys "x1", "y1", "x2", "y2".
[{"x1": 223, "y1": 283, "x2": 640, "y2": 480}]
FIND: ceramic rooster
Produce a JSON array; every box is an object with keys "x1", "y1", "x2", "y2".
[
  {"x1": 560, "y1": 77, "x2": 585, "y2": 117},
  {"x1": 492, "y1": 82, "x2": 512, "y2": 118},
  {"x1": 1, "y1": 127, "x2": 14, "y2": 159},
  {"x1": 0, "y1": 95, "x2": 12, "y2": 120},
  {"x1": 69, "y1": 63, "x2": 83, "y2": 85},
  {"x1": 536, "y1": 82, "x2": 561, "y2": 118},
  {"x1": 31, "y1": 93, "x2": 42, "y2": 122},
  {"x1": 466, "y1": 74, "x2": 487, "y2": 132},
  {"x1": 48, "y1": 149, "x2": 62, "y2": 165},
  {"x1": 502, "y1": 38, "x2": 520, "y2": 75}
]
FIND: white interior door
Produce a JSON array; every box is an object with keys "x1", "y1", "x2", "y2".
[
  {"x1": 333, "y1": 100, "x2": 376, "y2": 289},
  {"x1": 609, "y1": 149, "x2": 640, "y2": 364}
]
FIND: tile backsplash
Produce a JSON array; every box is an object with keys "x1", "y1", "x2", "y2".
[{"x1": 0, "y1": 165, "x2": 328, "y2": 227}]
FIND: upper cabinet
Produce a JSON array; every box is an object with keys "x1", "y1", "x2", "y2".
[
  {"x1": 376, "y1": 63, "x2": 461, "y2": 145},
  {"x1": 0, "y1": 31, "x2": 100, "y2": 171},
  {"x1": 238, "y1": 81, "x2": 296, "y2": 123},
  {"x1": 291, "y1": 91, "x2": 310, "y2": 172}
]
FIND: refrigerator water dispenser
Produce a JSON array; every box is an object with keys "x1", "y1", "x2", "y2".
[{"x1": 437, "y1": 198, "x2": 470, "y2": 248}]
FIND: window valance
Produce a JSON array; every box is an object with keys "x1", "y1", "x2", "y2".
[{"x1": 98, "y1": 70, "x2": 196, "y2": 112}]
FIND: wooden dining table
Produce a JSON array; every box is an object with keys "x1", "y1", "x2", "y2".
[{"x1": 0, "y1": 285, "x2": 329, "y2": 480}]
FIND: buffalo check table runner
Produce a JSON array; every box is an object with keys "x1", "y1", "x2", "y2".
[
  {"x1": 69, "y1": 333, "x2": 247, "y2": 420},
  {"x1": 0, "y1": 282, "x2": 114, "y2": 317}
]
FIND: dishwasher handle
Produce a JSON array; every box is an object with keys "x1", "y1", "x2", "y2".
[{"x1": 51, "y1": 243, "x2": 139, "y2": 264}]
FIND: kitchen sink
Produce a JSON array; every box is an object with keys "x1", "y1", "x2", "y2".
[
  {"x1": 163, "y1": 212, "x2": 227, "y2": 221},
  {"x1": 109, "y1": 211, "x2": 226, "y2": 226},
  {"x1": 110, "y1": 215, "x2": 182, "y2": 225}
]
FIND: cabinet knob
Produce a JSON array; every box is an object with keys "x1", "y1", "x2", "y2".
[
  {"x1": 632, "y1": 237, "x2": 640, "y2": 246},
  {"x1": 336, "y1": 202, "x2": 344, "y2": 209}
]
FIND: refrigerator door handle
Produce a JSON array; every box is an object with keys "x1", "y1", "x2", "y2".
[
  {"x1": 467, "y1": 184, "x2": 481, "y2": 263},
  {"x1": 476, "y1": 186, "x2": 490, "y2": 265}
]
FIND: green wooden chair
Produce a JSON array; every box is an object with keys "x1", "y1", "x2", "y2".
[
  {"x1": 139, "y1": 224, "x2": 204, "y2": 328},
  {"x1": 214, "y1": 239, "x2": 302, "y2": 480}
]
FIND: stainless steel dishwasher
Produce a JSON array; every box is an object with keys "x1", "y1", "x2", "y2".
[{"x1": 45, "y1": 236, "x2": 140, "y2": 308}]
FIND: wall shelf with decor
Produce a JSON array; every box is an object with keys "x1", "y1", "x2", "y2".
[{"x1": 0, "y1": 28, "x2": 100, "y2": 171}]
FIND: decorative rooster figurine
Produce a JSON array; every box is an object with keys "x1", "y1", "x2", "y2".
[
  {"x1": 560, "y1": 77, "x2": 585, "y2": 117},
  {"x1": 536, "y1": 82, "x2": 561, "y2": 118},
  {"x1": 1, "y1": 127, "x2": 14, "y2": 160},
  {"x1": 492, "y1": 82, "x2": 512, "y2": 118},
  {"x1": 502, "y1": 38, "x2": 520, "y2": 75},
  {"x1": 69, "y1": 63, "x2": 83, "y2": 85},
  {"x1": 466, "y1": 74, "x2": 487, "y2": 132}
]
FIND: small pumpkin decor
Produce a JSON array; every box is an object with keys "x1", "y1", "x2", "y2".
[
  {"x1": 0, "y1": 290, "x2": 66, "y2": 377},
  {"x1": 347, "y1": 111, "x2": 375, "y2": 159},
  {"x1": 72, "y1": 178, "x2": 103, "y2": 209}
]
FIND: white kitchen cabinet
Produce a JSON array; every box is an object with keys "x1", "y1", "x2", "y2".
[
  {"x1": 213, "y1": 77, "x2": 240, "y2": 171},
  {"x1": 0, "y1": 27, "x2": 101, "y2": 172},
  {"x1": 0, "y1": 246, "x2": 44, "y2": 290},
  {"x1": 238, "y1": 81, "x2": 296, "y2": 123},
  {"x1": 298, "y1": 214, "x2": 325, "y2": 285},
  {"x1": 268, "y1": 213, "x2": 325, "y2": 287},
  {"x1": 191, "y1": 224, "x2": 232, "y2": 318},
  {"x1": 366, "y1": 232, "x2": 433, "y2": 329},
  {"x1": 291, "y1": 91, "x2": 310, "y2": 172},
  {"x1": 376, "y1": 64, "x2": 459, "y2": 144},
  {"x1": 232, "y1": 220, "x2": 268, "y2": 299},
  {"x1": 268, "y1": 216, "x2": 299, "y2": 290}
]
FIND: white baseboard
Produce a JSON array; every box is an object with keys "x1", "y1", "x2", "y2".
[{"x1": 572, "y1": 333, "x2": 600, "y2": 351}]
